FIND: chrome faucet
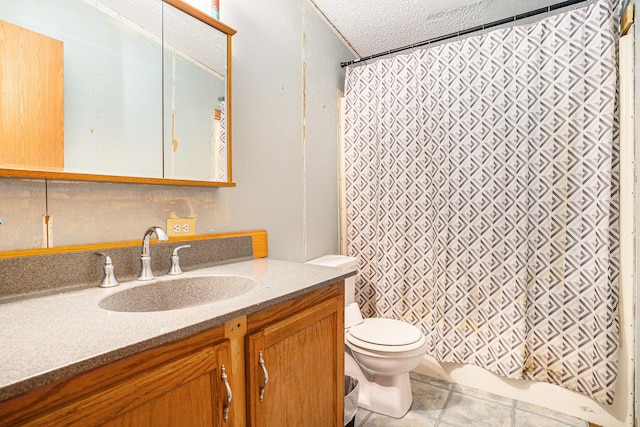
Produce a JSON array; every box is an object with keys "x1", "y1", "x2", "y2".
[{"x1": 137, "y1": 226, "x2": 169, "y2": 281}]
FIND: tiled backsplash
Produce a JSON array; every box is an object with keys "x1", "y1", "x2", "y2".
[{"x1": 0, "y1": 235, "x2": 254, "y2": 302}]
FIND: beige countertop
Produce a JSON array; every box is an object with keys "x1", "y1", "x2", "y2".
[{"x1": 0, "y1": 258, "x2": 355, "y2": 402}]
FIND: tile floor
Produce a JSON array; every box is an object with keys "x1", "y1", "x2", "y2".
[{"x1": 353, "y1": 372, "x2": 589, "y2": 427}]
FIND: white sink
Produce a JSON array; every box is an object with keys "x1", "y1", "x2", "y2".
[{"x1": 98, "y1": 275, "x2": 256, "y2": 312}]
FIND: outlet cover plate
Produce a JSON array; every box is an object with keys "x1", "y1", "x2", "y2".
[{"x1": 167, "y1": 218, "x2": 196, "y2": 237}]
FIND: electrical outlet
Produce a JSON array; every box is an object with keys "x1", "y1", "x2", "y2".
[{"x1": 167, "y1": 218, "x2": 196, "y2": 237}]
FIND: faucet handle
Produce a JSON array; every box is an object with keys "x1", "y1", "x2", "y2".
[
  {"x1": 95, "y1": 252, "x2": 120, "y2": 288},
  {"x1": 168, "y1": 245, "x2": 191, "y2": 275}
]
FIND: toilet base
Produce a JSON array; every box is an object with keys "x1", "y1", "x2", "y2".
[
  {"x1": 358, "y1": 371, "x2": 413, "y2": 418},
  {"x1": 345, "y1": 352, "x2": 413, "y2": 419}
]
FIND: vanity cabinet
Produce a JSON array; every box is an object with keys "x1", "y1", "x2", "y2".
[
  {"x1": 0, "y1": 281, "x2": 345, "y2": 427},
  {"x1": 241, "y1": 281, "x2": 345, "y2": 427},
  {"x1": 55, "y1": 343, "x2": 232, "y2": 427},
  {"x1": 0, "y1": 326, "x2": 234, "y2": 426},
  {"x1": 246, "y1": 296, "x2": 344, "y2": 426}
]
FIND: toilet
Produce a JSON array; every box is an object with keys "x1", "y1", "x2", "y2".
[{"x1": 306, "y1": 255, "x2": 429, "y2": 419}]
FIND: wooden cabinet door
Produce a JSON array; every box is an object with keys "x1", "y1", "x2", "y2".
[
  {"x1": 246, "y1": 296, "x2": 344, "y2": 427},
  {"x1": 0, "y1": 19, "x2": 64, "y2": 170},
  {"x1": 24, "y1": 341, "x2": 234, "y2": 427}
]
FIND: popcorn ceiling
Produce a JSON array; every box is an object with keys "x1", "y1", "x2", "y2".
[{"x1": 310, "y1": 0, "x2": 560, "y2": 58}]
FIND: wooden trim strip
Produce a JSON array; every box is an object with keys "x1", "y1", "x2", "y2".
[
  {"x1": 163, "y1": 0, "x2": 237, "y2": 35},
  {"x1": 621, "y1": 3, "x2": 633, "y2": 36},
  {"x1": 226, "y1": 33, "x2": 233, "y2": 183},
  {"x1": 0, "y1": 230, "x2": 268, "y2": 259},
  {"x1": 0, "y1": 168, "x2": 236, "y2": 187},
  {"x1": 224, "y1": 316, "x2": 247, "y2": 427}
]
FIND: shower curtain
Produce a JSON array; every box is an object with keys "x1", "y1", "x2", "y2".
[
  {"x1": 215, "y1": 100, "x2": 227, "y2": 181},
  {"x1": 344, "y1": 0, "x2": 620, "y2": 404}
]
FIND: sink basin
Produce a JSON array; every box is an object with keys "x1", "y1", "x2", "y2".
[{"x1": 98, "y1": 275, "x2": 256, "y2": 312}]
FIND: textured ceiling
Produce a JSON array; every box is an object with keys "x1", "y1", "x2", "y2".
[
  {"x1": 98, "y1": 0, "x2": 226, "y2": 76},
  {"x1": 310, "y1": 0, "x2": 562, "y2": 59}
]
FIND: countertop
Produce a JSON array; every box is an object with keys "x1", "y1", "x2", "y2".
[{"x1": 0, "y1": 258, "x2": 355, "y2": 401}]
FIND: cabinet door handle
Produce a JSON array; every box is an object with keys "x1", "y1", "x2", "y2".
[
  {"x1": 221, "y1": 364, "x2": 232, "y2": 422},
  {"x1": 258, "y1": 350, "x2": 269, "y2": 402}
]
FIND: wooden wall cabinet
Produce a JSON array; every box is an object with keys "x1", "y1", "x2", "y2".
[
  {"x1": 0, "y1": 19, "x2": 64, "y2": 171},
  {"x1": 0, "y1": 282, "x2": 344, "y2": 427},
  {"x1": 0, "y1": 0, "x2": 236, "y2": 187}
]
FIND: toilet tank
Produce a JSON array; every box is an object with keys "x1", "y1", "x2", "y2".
[{"x1": 305, "y1": 255, "x2": 358, "y2": 305}]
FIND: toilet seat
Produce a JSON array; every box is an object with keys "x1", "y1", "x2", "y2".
[{"x1": 346, "y1": 318, "x2": 427, "y2": 353}]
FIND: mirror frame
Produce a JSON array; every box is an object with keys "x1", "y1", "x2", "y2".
[{"x1": 0, "y1": 0, "x2": 236, "y2": 188}]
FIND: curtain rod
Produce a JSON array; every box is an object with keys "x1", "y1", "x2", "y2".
[{"x1": 340, "y1": 0, "x2": 589, "y2": 68}]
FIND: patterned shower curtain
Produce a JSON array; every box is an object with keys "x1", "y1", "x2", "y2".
[
  {"x1": 344, "y1": 0, "x2": 620, "y2": 404},
  {"x1": 215, "y1": 100, "x2": 228, "y2": 181}
]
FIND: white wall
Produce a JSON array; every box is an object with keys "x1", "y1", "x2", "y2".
[
  {"x1": 303, "y1": 4, "x2": 354, "y2": 260},
  {"x1": 0, "y1": 0, "x2": 355, "y2": 262}
]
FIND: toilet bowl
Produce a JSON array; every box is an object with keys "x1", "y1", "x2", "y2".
[
  {"x1": 306, "y1": 255, "x2": 428, "y2": 419},
  {"x1": 344, "y1": 303, "x2": 428, "y2": 418}
]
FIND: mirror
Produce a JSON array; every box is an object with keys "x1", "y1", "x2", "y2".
[
  {"x1": 163, "y1": 0, "x2": 229, "y2": 182},
  {"x1": 0, "y1": 0, "x2": 235, "y2": 186}
]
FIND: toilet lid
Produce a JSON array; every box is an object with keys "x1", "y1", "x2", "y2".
[{"x1": 348, "y1": 318, "x2": 422, "y2": 346}]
